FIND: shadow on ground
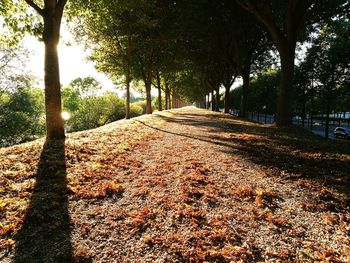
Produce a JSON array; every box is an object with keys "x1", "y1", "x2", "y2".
[
  {"x1": 14, "y1": 139, "x2": 73, "y2": 263},
  {"x1": 140, "y1": 111, "x2": 350, "y2": 202}
]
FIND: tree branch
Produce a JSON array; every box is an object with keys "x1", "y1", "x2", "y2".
[
  {"x1": 236, "y1": 0, "x2": 287, "y2": 51},
  {"x1": 57, "y1": 0, "x2": 68, "y2": 12},
  {"x1": 24, "y1": 0, "x2": 44, "y2": 16}
]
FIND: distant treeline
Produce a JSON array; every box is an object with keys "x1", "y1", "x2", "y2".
[{"x1": 0, "y1": 77, "x2": 163, "y2": 147}]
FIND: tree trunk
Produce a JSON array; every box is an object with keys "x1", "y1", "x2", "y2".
[
  {"x1": 276, "y1": 47, "x2": 295, "y2": 126},
  {"x1": 240, "y1": 70, "x2": 250, "y2": 118},
  {"x1": 211, "y1": 90, "x2": 215, "y2": 111},
  {"x1": 165, "y1": 84, "x2": 169, "y2": 110},
  {"x1": 43, "y1": 12, "x2": 65, "y2": 140},
  {"x1": 145, "y1": 65, "x2": 152, "y2": 114},
  {"x1": 125, "y1": 77, "x2": 130, "y2": 119},
  {"x1": 215, "y1": 87, "x2": 220, "y2": 112},
  {"x1": 156, "y1": 72, "x2": 162, "y2": 111},
  {"x1": 168, "y1": 91, "x2": 172, "y2": 109},
  {"x1": 224, "y1": 85, "x2": 230, "y2": 113},
  {"x1": 145, "y1": 83, "x2": 152, "y2": 114},
  {"x1": 125, "y1": 37, "x2": 131, "y2": 119}
]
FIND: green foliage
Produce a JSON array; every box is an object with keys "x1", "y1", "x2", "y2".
[
  {"x1": 230, "y1": 69, "x2": 279, "y2": 114},
  {"x1": 130, "y1": 103, "x2": 144, "y2": 118},
  {"x1": 152, "y1": 96, "x2": 166, "y2": 111},
  {"x1": 0, "y1": 0, "x2": 43, "y2": 45},
  {"x1": 294, "y1": 17, "x2": 350, "y2": 116},
  {"x1": 62, "y1": 86, "x2": 81, "y2": 112},
  {"x1": 131, "y1": 100, "x2": 147, "y2": 115},
  {"x1": 62, "y1": 90, "x2": 146, "y2": 132},
  {"x1": 69, "y1": 77, "x2": 102, "y2": 97},
  {"x1": 0, "y1": 87, "x2": 45, "y2": 147}
]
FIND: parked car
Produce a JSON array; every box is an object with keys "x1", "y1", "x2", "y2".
[{"x1": 334, "y1": 127, "x2": 350, "y2": 139}]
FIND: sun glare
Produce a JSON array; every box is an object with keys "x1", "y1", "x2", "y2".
[{"x1": 61, "y1": 111, "x2": 71, "y2": 121}]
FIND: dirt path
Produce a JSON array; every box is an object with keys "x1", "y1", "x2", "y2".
[
  {"x1": 67, "y1": 107, "x2": 349, "y2": 262},
  {"x1": 2, "y1": 107, "x2": 349, "y2": 262}
]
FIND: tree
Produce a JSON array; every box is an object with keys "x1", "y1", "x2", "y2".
[
  {"x1": 0, "y1": 85, "x2": 45, "y2": 146},
  {"x1": 236, "y1": 0, "x2": 348, "y2": 126},
  {"x1": 69, "y1": 77, "x2": 102, "y2": 98},
  {"x1": 219, "y1": 2, "x2": 271, "y2": 117},
  {"x1": 1, "y1": 0, "x2": 69, "y2": 139},
  {"x1": 0, "y1": 45, "x2": 29, "y2": 91},
  {"x1": 303, "y1": 18, "x2": 350, "y2": 138},
  {"x1": 70, "y1": 0, "x2": 141, "y2": 119}
]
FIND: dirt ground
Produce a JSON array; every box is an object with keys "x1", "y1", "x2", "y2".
[{"x1": 1, "y1": 107, "x2": 349, "y2": 262}]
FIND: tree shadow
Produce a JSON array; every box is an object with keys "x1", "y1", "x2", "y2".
[
  {"x1": 14, "y1": 139, "x2": 73, "y2": 262},
  {"x1": 141, "y1": 111, "x2": 350, "y2": 200}
]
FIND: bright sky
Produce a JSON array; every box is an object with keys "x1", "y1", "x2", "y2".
[{"x1": 23, "y1": 25, "x2": 122, "y2": 94}]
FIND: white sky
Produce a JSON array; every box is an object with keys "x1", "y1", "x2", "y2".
[{"x1": 23, "y1": 26, "x2": 123, "y2": 95}]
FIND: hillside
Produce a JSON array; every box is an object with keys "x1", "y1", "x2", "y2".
[{"x1": 1, "y1": 107, "x2": 349, "y2": 262}]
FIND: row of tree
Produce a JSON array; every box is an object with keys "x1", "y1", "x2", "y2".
[
  {"x1": 1, "y1": 0, "x2": 349, "y2": 141},
  {"x1": 0, "y1": 76, "x2": 159, "y2": 147}
]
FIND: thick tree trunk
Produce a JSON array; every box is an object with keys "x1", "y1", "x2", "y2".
[
  {"x1": 215, "y1": 87, "x2": 220, "y2": 112},
  {"x1": 224, "y1": 85, "x2": 230, "y2": 113},
  {"x1": 43, "y1": 13, "x2": 65, "y2": 140},
  {"x1": 156, "y1": 72, "x2": 162, "y2": 111},
  {"x1": 240, "y1": 70, "x2": 250, "y2": 118},
  {"x1": 276, "y1": 48, "x2": 295, "y2": 126},
  {"x1": 145, "y1": 83, "x2": 152, "y2": 114}
]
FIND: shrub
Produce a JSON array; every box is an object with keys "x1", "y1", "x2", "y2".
[{"x1": 130, "y1": 103, "x2": 143, "y2": 118}]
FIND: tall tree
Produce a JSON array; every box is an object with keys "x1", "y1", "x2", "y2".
[
  {"x1": 236, "y1": 0, "x2": 348, "y2": 125},
  {"x1": 1, "y1": 0, "x2": 68, "y2": 139},
  {"x1": 304, "y1": 18, "x2": 350, "y2": 138},
  {"x1": 28, "y1": 0, "x2": 67, "y2": 139}
]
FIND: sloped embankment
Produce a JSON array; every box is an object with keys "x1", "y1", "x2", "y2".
[{"x1": 1, "y1": 107, "x2": 349, "y2": 262}]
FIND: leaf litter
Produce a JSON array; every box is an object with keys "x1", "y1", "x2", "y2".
[{"x1": 0, "y1": 107, "x2": 349, "y2": 262}]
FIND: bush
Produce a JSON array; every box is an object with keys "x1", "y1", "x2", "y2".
[
  {"x1": 130, "y1": 103, "x2": 143, "y2": 118},
  {"x1": 0, "y1": 87, "x2": 45, "y2": 146},
  {"x1": 132, "y1": 100, "x2": 147, "y2": 114}
]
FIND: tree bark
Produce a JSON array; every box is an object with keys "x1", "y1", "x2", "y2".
[
  {"x1": 125, "y1": 69, "x2": 130, "y2": 119},
  {"x1": 125, "y1": 37, "x2": 131, "y2": 119},
  {"x1": 43, "y1": 7, "x2": 65, "y2": 140},
  {"x1": 145, "y1": 65, "x2": 152, "y2": 114},
  {"x1": 165, "y1": 83, "x2": 169, "y2": 110},
  {"x1": 156, "y1": 71, "x2": 162, "y2": 111},
  {"x1": 277, "y1": 47, "x2": 295, "y2": 126},
  {"x1": 215, "y1": 87, "x2": 220, "y2": 112},
  {"x1": 240, "y1": 69, "x2": 250, "y2": 117},
  {"x1": 211, "y1": 90, "x2": 215, "y2": 111},
  {"x1": 224, "y1": 85, "x2": 230, "y2": 113},
  {"x1": 145, "y1": 83, "x2": 152, "y2": 114}
]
